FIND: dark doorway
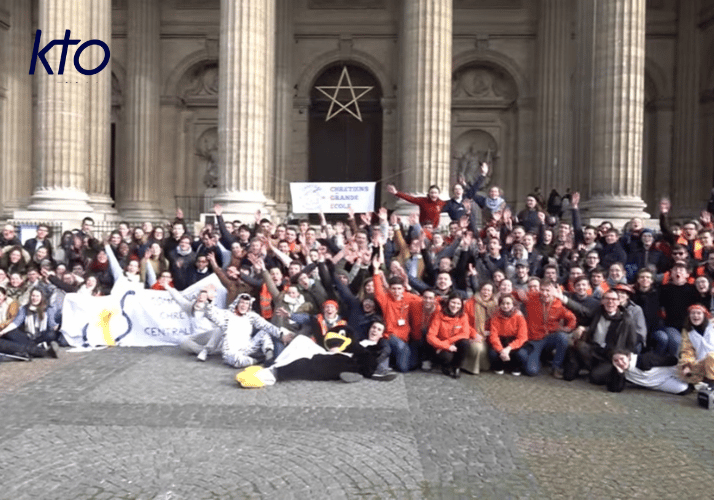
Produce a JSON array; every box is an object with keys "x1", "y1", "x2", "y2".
[{"x1": 309, "y1": 64, "x2": 382, "y2": 210}]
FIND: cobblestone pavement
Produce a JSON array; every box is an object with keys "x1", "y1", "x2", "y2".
[{"x1": 1, "y1": 347, "x2": 713, "y2": 500}]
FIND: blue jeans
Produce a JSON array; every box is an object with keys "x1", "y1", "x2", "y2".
[
  {"x1": 388, "y1": 335, "x2": 420, "y2": 372},
  {"x1": 515, "y1": 332, "x2": 569, "y2": 376},
  {"x1": 652, "y1": 327, "x2": 681, "y2": 357}
]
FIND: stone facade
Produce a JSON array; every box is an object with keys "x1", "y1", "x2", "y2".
[{"x1": 1, "y1": 0, "x2": 713, "y2": 225}]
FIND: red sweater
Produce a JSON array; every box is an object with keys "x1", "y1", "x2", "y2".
[
  {"x1": 426, "y1": 311, "x2": 475, "y2": 351},
  {"x1": 488, "y1": 310, "x2": 528, "y2": 352},
  {"x1": 394, "y1": 191, "x2": 446, "y2": 227},
  {"x1": 409, "y1": 298, "x2": 441, "y2": 341},
  {"x1": 373, "y1": 272, "x2": 422, "y2": 342},
  {"x1": 521, "y1": 290, "x2": 577, "y2": 341}
]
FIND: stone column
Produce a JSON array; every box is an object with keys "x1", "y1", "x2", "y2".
[
  {"x1": 399, "y1": 0, "x2": 453, "y2": 194},
  {"x1": 0, "y1": 0, "x2": 32, "y2": 217},
  {"x1": 87, "y1": 0, "x2": 115, "y2": 213},
  {"x1": 28, "y1": 0, "x2": 93, "y2": 212},
  {"x1": 118, "y1": 0, "x2": 163, "y2": 220},
  {"x1": 671, "y1": 0, "x2": 700, "y2": 217},
  {"x1": 0, "y1": 6, "x2": 8, "y2": 211},
  {"x1": 272, "y1": 0, "x2": 293, "y2": 217},
  {"x1": 535, "y1": 0, "x2": 573, "y2": 193},
  {"x1": 262, "y1": 0, "x2": 277, "y2": 217},
  {"x1": 581, "y1": 0, "x2": 648, "y2": 220},
  {"x1": 215, "y1": 0, "x2": 274, "y2": 220},
  {"x1": 573, "y1": 0, "x2": 595, "y2": 194}
]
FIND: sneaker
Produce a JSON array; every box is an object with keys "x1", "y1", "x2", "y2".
[
  {"x1": 552, "y1": 367, "x2": 564, "y2": 379},
  {"x1": 263, "y1": 349, "x2": 274, "y2": 364},
  {"x1": 421, "y1": 360, "x2": 432, "y2": 371},
  {"x1": 511, "y1": 371, "x2": 521, "y2": 377},
  {"x1": 372, "y1": 371, "x2": 398, "y2": 382},
  {"x1": 196, "y1": 349, "x2": 208, "y2": 362},
  {"x1": 494, "y1": 370, "x2": 505, "y2": 375},
  {"x1": 339, "y1": 372, "x2": 364, "y2": 383},
  {"x1": 48, "y1": 341, "x2": 62, "y2": 359},
  {"x1": 451, "y1": 368, "x2": 461, "y2": 379}
]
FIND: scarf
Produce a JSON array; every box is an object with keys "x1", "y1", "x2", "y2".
[
  {"x1": 176, "y1": 246, "x2": 192, "y2": 257},
  {"x1": 24, "y1": 305, "x2": 48, "y2": 339},
  {"x1": 688, "y1": 322, "x2": 714, "y2": 361},
  {"x1": 485, "y1": 196, "x2": 505, "y2": 212},
  {"x1": 283, "y1": 293, "x2": 305, "y2": 313},
  {"x1": 471, "y1": 295, "x2": 497, "y2": 334}
]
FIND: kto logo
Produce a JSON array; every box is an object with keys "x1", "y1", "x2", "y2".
[{"x1": 29, "y1": 29, "x2": 110, "y2": 76}]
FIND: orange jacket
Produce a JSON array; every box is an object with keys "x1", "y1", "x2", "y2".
[
  {"x1": 521, "y1": 290, "x2": 577, "y2": 341},
  {"x1": 426, "y1": 311, "x2": 475, "y2": 351},
  {"x1": 488, "y1": 310, "x2": 529, "y2": 352},
  {"x1": 373, "y1": 272, "x2": 422, "y2": 342}
]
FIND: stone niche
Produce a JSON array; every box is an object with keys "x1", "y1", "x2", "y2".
[
  {"x1": 455, "y1": 0, "x2": 522, "y2": 9},
  {"x1": 177, "y1": 61, "x2": 219, "y2": 106},
  {"x1": 175, "y1": 0, "x2": 220, "y2": 8},
  {"x1": 452, "y1": 64, "x2": 517, "y2": 107},
  {"x1": 308, "y1": 0, "x2": 386, "y2": 8}
]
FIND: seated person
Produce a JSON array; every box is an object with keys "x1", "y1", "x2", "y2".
[
  {"x1": 166, "y1": 284, "x2": 223, "y2": 362},
  {"x1": 372, "y1": 255, "x2": 423, "y2": 372},
  {"x1": 562, "y1": 289, "x2": 638, "y2": 388},
  {"x1": 427, "y1": 294, "x2": 475, "y2": 379},
  {"x1": 514, "y1": 279, "x2": 577, "y2": 377},
  {"x1": 0, "y1": 288, "x2": 61, "y2": 359},
  {"x1": 679, "y1": 304, "x2": 714, "y2": 389},
  {"x1": 462, "y1": 282, "x2": 497, "y2": 374},
  {"x1": 488, "y1": 294, "x2": 528, "y2": 376},
  {"x1": 236, "y1": 321, "x2": 396, "y2": 388},
  {"x1": 204, "y1": 292, "x2": 287, "y2": 369}
]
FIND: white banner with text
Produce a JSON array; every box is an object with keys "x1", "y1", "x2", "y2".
[
  {"x1": 61, "y1": 274, "x2": 227, "y2": 347},
  {"x1": 290, "y1": 182, "x2": 376, "y2": 213}
]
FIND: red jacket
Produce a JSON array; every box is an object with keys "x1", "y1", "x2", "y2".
[
  {"x1": 521, "y1": 290, "x2": 577, "y2": 341},
  {"x1": 488, "y1": 310, "x2": 528, "y2": 352},
  {"x1": 409, "y1": 298, "x2": 441, "y2": 341},
  {"x1": 426, "y1": 310, "x2": 475, "y2": 351},
  {"x1": 394, "y1": 191, "x2": 446, "y2": 227},
  {"x1": 373, "y1": 272, "x2": 422, "y2": 342}
]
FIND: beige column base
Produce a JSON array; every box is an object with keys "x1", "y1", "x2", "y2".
[
  {"x1": 27, "y1": 188, "x2": 93, "y2": 213},
  {"x1": 580, "y1": 195, "x2": 650, "y2": 222},
  {"x1": 88, "y1": 193, "x2": 117, "y2": 214},
  {"x1": 118, "y1": 201, "x2": 164, "y2": 222},
  {"x1": 273, "y1": 202, "x2": 290, "y2": 223},
  {"x1": 213, "y1": 190, "x2": 267, "y2": 223}
]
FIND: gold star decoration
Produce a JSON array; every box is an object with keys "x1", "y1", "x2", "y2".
[{"x1": 315, "y1": 66, "x2": 374, "y2": 122}]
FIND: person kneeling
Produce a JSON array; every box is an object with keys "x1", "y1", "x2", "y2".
[
  {"x1": 427, "y1": 294, "x2": 474, "y2": 379},
  {"x1": 562, "y1": 289, "x2": 638, "y2": 387},
  {"x1": 488, "y1": 295, "x2": 528, "y2": 376}
]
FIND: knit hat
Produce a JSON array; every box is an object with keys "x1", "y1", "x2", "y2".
[
  {"x1": 613, "y1": 283, "x2": 635, "y2": 295},
  {"x1": 688, "y1": 304, "x2": 711, "y2": 319},
  {"x1": 322, "y1": 299, "x2": 339, "y2": 311}
]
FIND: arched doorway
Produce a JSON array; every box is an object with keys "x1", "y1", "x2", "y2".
[{"x1": 309, "y1": 64, "x2": 382, "y2": 190}]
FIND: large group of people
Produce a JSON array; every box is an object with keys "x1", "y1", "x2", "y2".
[{"x1": 1, "y1": 164, "x2": 713, "y2": 399}]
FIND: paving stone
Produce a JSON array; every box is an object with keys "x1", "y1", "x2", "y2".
[{"x1": 1, "y1": 346, "x2": 714, "y2": 499}]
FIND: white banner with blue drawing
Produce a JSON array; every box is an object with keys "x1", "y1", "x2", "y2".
[
  {"x1": 61, "y1": 274, "x2": 227, "y2": 347},
  {"x1": 290, "y1": 182, "x2": 376, "y2": 214}
]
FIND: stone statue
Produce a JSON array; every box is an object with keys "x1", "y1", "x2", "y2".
[{"x1": 196, "y1": 128, "x2": 219, "y2": 188}]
